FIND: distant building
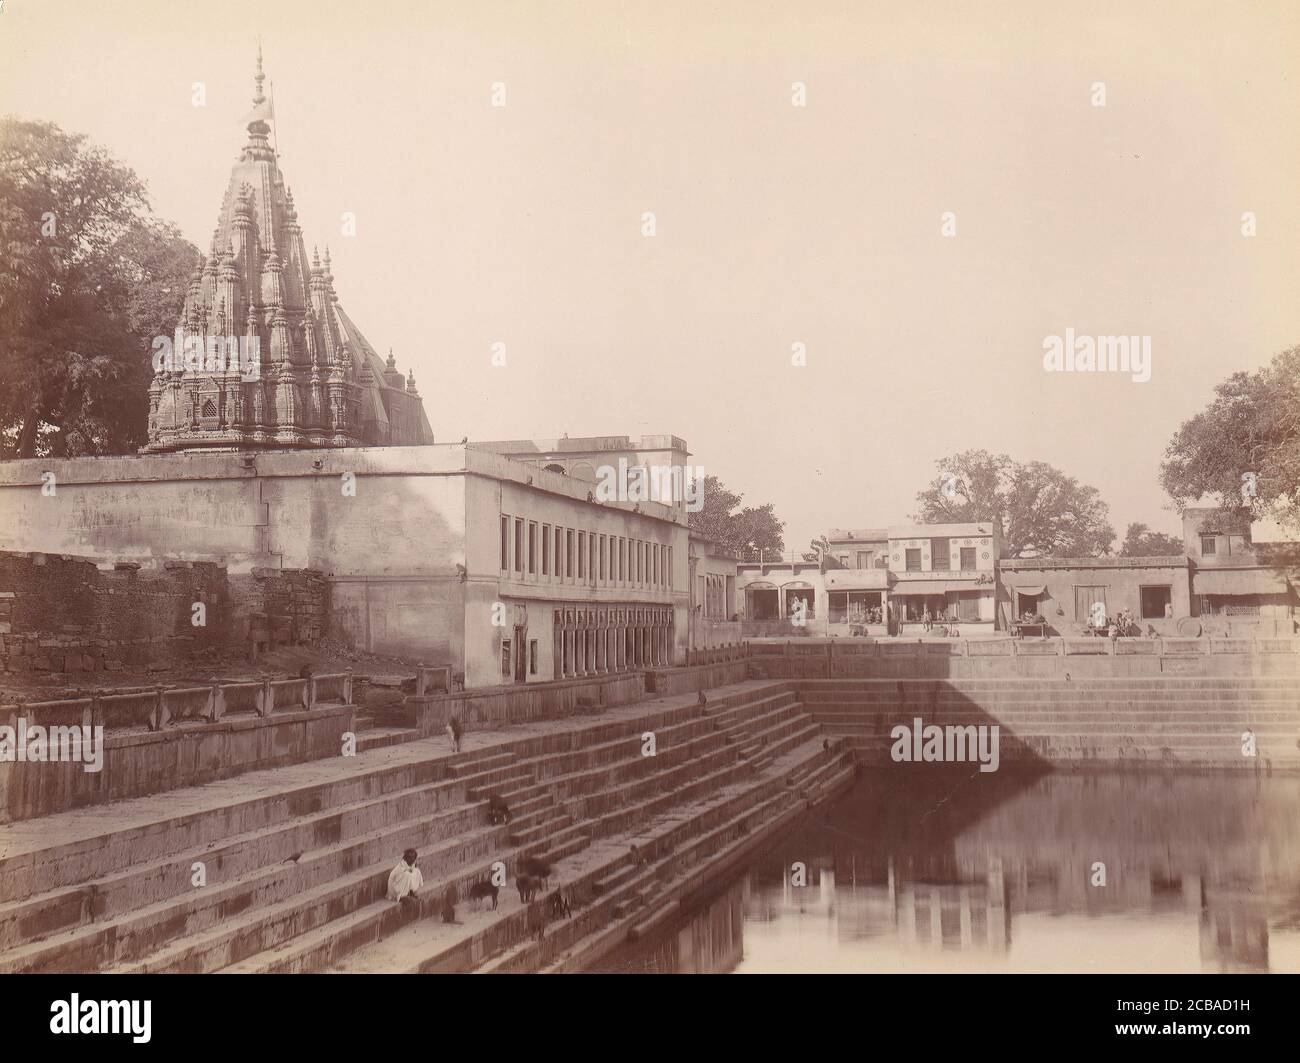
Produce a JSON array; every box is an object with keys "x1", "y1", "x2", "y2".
[
  {"x1": 470, "y1": 435, "x2": 693, "y2": 518},
  {"x1": 1000, "y1": 509, "x2": 1297, "y2": 638},
  {"x1": 736, "y1": 505, "x2": 1300, "y2": 640},
  {"x1": 737, "y1": 521, "x2": 1001, "y2": 636},
  {"x1": 687, "y1": 533, "x2": 740, "y2": 654},
  {"x1": 881, "y1": 522, "x2": 1001, "y2": 629},
  {"x1": 1184, "y1": 507, "x2": 1298, "y2": 635},
  {"x1": 999, "y1": 555, "x2": 1191, "y2": 635}
]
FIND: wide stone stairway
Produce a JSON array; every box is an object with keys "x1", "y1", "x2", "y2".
[
  {"x1": 798, "y1": 676, "x2": 1300, "y2": 768},
  {"x1": 0, "y1": 680, "x2": 853, "y2": 974}
]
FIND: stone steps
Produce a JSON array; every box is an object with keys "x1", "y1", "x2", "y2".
[
  {"x1": 465, "y1": 767, "x2": 535, "y2": 801},
  {"x1": 0, "y1": 685, "x2": 777, "y2": 961},
  {"x1": 243, "y1": 738, "x2": 832, "y2": 974},
  {"x1": 799, "y1": 675, "x2": 1300, "y2": 770},
  {"x1": 0, "y1": 748, "x2": 539, "y2": 958},
  {"x1": 355, "y1": 727, "x2": 421, "y2": 753},
  {"x1": 493, "y1": 697, "x2": 803, "y2": 823},
  {"x1": 817, "y1": 718, "x2": 1300, "y2": 734},
  {"x1": 797, "y1": 691, "x2": 1300, "y2": 705},
  {"x1": 517, "y1": 750, "x2": 857, "y2": 973},
  {"x1": 1, "y1": 793, "x2": 505, "y2": 973},
  {"x1": 842, "y1": 736, "x2": 1299, "y2": 763},
  {"x1": 507, "y1": 811, "x2": 575, "y2": 848},
  {"x1": 798, "y1": 675, "x2": 1300, "y2": 683},
  {"x1": 437, "y1": 740, "x2": 854, "y2": 974},
  {"x1": 98, "y1": 685, "x2": 835, "y2": 974},
  {"x1": 798, "y1": 701, "x2": 1300, "y2": 715}
]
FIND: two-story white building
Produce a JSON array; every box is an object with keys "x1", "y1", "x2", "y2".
[
  {"x1": 737, "y1": 521, "x2": 1002, "y2": 637},
  {"x1": 882, "y1": 522, "x2": 1001, "y2": 630}
]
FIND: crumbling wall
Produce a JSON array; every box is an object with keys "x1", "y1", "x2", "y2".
[{"x1": 0, "y1": 552, "x2": 327, "y2": 675}]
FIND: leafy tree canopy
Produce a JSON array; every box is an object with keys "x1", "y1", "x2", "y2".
[
  {"x1": 912, "y1": 449, "x2": 1115, "y2": 557},
  {"x1": 688, "y1": 475, "x2": 786, "y2": 558},
  {"x1": 1160, "y1": 346, "x2": 1300, "y2": 531},
  {"x1": 1119, "y1": 522, "x2": 1184, "y2": 557},
  {"x1": 0, "y1": 118, "x2": 198, "y2": 457}
]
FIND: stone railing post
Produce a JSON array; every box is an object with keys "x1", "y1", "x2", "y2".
[
  {"x1": 303, "y1": 675, "x2": 315, "y2": 711},
  {"x1": 415, "y1": 665, "x2": 428, "y2": 698},
  {"x1": 209, "y1": 680, "x2": 225, "y2": 722},
  {"x1": 151, "y1": 685, "x2": 169, "y2": 731},
  {"x1": 258, "y1": 676, "x2": 273, "y2": 718},
  {"x1": 343, "y1": 668, "x2": 354, "y2": 706}
]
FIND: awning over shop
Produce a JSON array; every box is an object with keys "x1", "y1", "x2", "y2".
[
  {"x1": 1005, "y1": 581, "x2": 1047, "y2": 596},
  {"x1": 1193, "y1": 569, "x2": 1290, "y2": 595},
  {"x1": 891, "y1": 581, "x2": 990, "y2": 596},
  {"x1": 824, "y1": 570, "x2": 889, "y2": 591}
]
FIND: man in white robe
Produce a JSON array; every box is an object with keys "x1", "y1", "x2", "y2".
[{"x1": 387, "y1": 849, "x2": 423, "y2": 903}]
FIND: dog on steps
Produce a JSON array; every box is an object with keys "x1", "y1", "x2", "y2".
[
  {"x1": 517, "y1": 874, "x2": 541, "y2": 903},
  {"x1": 520, "y1": 856, "x2": 552, "y2": 889},
  {"x1": 486, "y1": 791, "x2": 511, "y2": 825},
  {"x1": 467, "y1": 880, "x2": 499, "y2": 911},
  {"x1": 547, "y1": 889, "x2": 573, "y2": 920},
  {"x1": 441, "y1": 885, "x2": 459, "y2": 924}
]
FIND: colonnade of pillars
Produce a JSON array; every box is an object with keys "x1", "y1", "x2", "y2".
[{"x1": 553, "y1": 606, "x2": 673, "y2": 678}]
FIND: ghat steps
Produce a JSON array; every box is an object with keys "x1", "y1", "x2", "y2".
[
  {"x1": 0, "y1": 681, "x2": 848, "y2": 973},
  {"x1": 795, "y1": 677, "x2": 1300, "y2": 767}
]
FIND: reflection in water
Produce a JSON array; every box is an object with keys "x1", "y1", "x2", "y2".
[{"x1": 593, "y1": 770, "x2": 1300, "y2": 973}]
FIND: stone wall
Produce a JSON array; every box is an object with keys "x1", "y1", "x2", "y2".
[
  {"x1": 0, "y1": 704, "x2": 354, "y2": 823},
  {"x1": 395, "y1": 671, "x2": 649, "y2": 736},
  {"x1": 745, "y1": 636, "x2": 1300, "y2": 679},
  {"x1": 0, "y1": 672, "x2": 355, "y2": 821},
  {"x1": 0, "y1": 447, "x2": 692, "y2": 686},
  {"x1": 0, "y1": 551, "x2": 327, "y2": 675}
]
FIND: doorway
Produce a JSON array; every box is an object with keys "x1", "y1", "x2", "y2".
[{"x1": 513, "y1": 624, "x2": 528, "y2": 682}]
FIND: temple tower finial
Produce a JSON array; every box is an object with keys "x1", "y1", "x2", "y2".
[{"x1": 254, "y1": 43, "x2": 266, "y2": 106}]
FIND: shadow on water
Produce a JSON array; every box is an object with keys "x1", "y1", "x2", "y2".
[{"x1": 590, "y1": 767, "x2": 1300, "y2": 973}]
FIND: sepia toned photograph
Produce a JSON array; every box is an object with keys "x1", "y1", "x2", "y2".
[{"x1": 0, "y1": 0, "x2": 1297, "y2": 1037}]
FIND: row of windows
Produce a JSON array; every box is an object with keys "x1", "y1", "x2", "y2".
[
  {"x1": 499, "y1": 514, "x2": 672, "y2": 590},
  {"x1": 696, "y1": 572, "x2": 735, "y2": 620},
  {"x1": 836, "y1": 543, "x2": 981, "y2": 571},
  {"x1": 905, "y1": 546, "x2": 977, "y2": 572},
  {"x1": 501, "y1": 638, "x2": 539, "y2": 678},
  {"x1": 1200, "y1": 533, "x2": 1250, "y2": 557}
]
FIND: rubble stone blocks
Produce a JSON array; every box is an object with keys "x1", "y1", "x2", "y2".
[{"x1": 0, "y1": 550, "x2": 329, "y2": 671}]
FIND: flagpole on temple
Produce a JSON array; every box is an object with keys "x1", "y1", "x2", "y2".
[{"x1": 270, "y1": 77, "x2": 279, "y2": 160}]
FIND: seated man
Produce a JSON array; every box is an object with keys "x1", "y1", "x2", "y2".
[{"x1": 387, "y1": 848, "x2": 423, "y2": 904}]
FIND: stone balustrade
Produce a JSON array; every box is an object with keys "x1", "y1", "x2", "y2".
[{"x1": 2, "y1": 671, "x2": 355, "y2": 733}]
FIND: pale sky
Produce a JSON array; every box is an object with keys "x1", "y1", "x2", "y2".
[{"x1": 3, "y1": 0, "x2": 1297, "y2": 550}]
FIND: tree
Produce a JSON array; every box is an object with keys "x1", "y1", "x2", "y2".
[
  {"x1": 1119, "y1": 522, "x2": 1184, "y2": 557},
  {"x1": 799, "y1": 534, "x2": 845, "y2": 566},
  {"x1": 689, "y1": 475, "x2": 786, "y2": 558},
  {"x1": 912, "y1": 449, "x2": 1115, "y2": 557},
  {"x1": 1160, "y1": 347, "x2": 1300, "y2": 530},
  {"x1": 0, "y1": 119, "x2": 197, "y2": 457}
]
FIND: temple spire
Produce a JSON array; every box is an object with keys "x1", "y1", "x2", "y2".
[{"x1": 143, "y1": 58, "x2": 433, "y2": 453}]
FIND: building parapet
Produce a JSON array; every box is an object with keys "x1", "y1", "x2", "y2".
[
  {"x1": 744, "y1": 636, "x2": 1300, "y2": 658},
  {"x1": 0, "y1": 444, "x2": 685, "y2": 525},
  {"x1": 1002, "y1": 555, "x2": 1188, "y2": 570}
]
